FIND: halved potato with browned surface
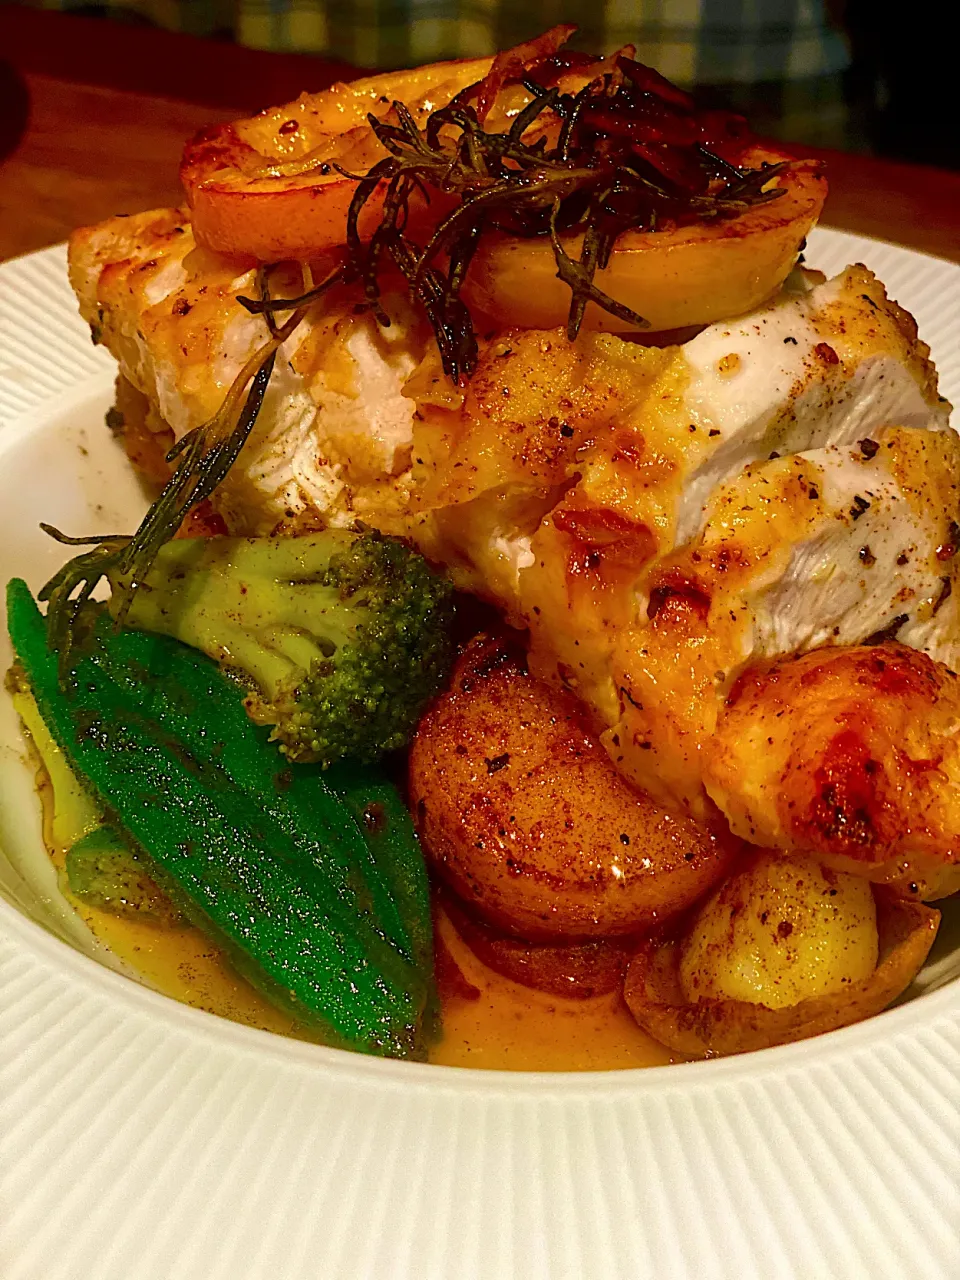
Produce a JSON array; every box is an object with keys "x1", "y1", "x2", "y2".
[
  {"x1": 181, "y1": 56, "x2": 495, "y2": 264},
  {"x1": 181, "y1": 27, "x2": 581, "y2": 264},
  {"x1": 677, "y1": 852, "x2": 881, "y2": 1008},
  {"x1": 409, "y1": 634, "x2": 741, "y2": 942},
  {"x1": 623, "y1": 851, "x2": 940, "y2": 1057},
  {"x1": 461, "y1": 151, "x2": 826, "y2": 334},
  {"x1": 182, "y1": 37, "x2": 825, "y2": 338}
]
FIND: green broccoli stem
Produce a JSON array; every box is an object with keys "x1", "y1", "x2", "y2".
[{"x1": 115, "y1": 532, "x2": 360, "y2": 699}]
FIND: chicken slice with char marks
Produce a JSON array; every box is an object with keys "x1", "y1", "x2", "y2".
[
  {"x1": 606, "y1": 425, "x2": 960, "y2": 813},
  {"x1": 412, "y1": 262, "x2": 946, "y2": 538},
  {"x1": 703, "y1": 645, "x2": 960, "y2": 900},
  {"x1": 671, "y1": 265, "x2": 946, "y2": 545},
  {"x1": 408, "y1": 266, "x2": 948, "y2": 730},
  {"x1": 67, "y1": 209, "x2": 960, "y2": 886},
  {"x1": 69, "y1": 213, "x2": 946, "y2": 555}
]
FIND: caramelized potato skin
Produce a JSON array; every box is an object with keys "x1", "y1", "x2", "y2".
[
  {"x1": 409, "y1": 635, "x2": 740, "y2": 941},
  {"x1": 441, "y1": 891, "x2": 632, "y2": 998},
  {"x1": 624, "y1": 893, "x2": 939, "y2": 1058}
]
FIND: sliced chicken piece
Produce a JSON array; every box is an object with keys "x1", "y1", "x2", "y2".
[
  {"x1": 69, "y1": 210, "x2": 959, "y2": 846},
  {"x1": 703, "y1": 644, "x2": 960, "y2": 900},
  {"x1": 410, "y1": 262, "x2": 947, "y2": 534},
  {"x1": 670, "y1": 264, "x2": 948, "y2": 544},
  {"x1": 408, "y1": 265, "x2": 949, "y2": 726},
  {"x1": 70, "y1": 211, "x2": 947, "y2": 550},
  {"x1": 68, "y1": 208, "x2": 427, "y2": 534},
  {"x1": 606, "y1": 425, "x2": 960, "y2": 813}
]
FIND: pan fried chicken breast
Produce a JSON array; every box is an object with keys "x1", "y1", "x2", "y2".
[
  {"x1": 69, "y1": 212, "x2": 945, "y2": 547},
  {"x1": 703, "y1": 645, "x2": 960, "y2": 899},
  {"x1": 605, "y1": 424, "x2": 960, "y2": 811},
  {"x1": 68, "y1": 210, "x2": 958, "y2": 880},
  {"x1": 405, "y1": 266, "x2": 949, "y2": 738},
  {"x1": 68, "y1": 208, "x2": 428, "y2": 534}
]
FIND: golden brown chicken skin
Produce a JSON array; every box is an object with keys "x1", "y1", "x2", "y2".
[
  {"x1": 605, "y1": 424, "x2": 960, "y2": 813},
  {"x1": 69, "y1": 214, "x2": 958, "y2": 891},
  {"x1": 703, "y1": 643, "x2": 960, "y2": 899}
]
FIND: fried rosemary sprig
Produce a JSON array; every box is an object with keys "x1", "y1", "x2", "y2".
[
  {"x1": 39, "y1": 268, "x2": 321, "y2": 672},
  {"x1": 334, "y1": 53, "x2": 789, "y2": 381},
  {"x1": 237, "y1": 261, "x2": 343, "y2": 319}
]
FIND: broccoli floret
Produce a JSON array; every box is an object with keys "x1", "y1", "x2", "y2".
[{"x1": 115, "y1": 531, "x2": 455, "y2": 766}]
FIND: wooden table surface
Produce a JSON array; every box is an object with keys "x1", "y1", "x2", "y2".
[{"x1": 2, "y1": 3, "x2": 959, "y2": 266}]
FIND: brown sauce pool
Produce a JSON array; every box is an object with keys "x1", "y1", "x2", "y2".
[
  {"x1": 69, "y1": 882, "x2": 674, "y2": 1069},
  {"x1": 41, "y1": 820, "x2": 672, "y2": 1070},
  {"x1": 429, "y1": 907, "x2": 676, "y2": 1070},
  {"x1": 29, "y1": 735, "x2": 673, "y2": 1070}
]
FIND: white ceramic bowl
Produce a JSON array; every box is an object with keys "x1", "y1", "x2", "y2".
[{"x1": 1, "y1": 236, "x2": 958, "y2": 1280}]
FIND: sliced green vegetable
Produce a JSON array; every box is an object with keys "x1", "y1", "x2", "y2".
[
  {"x1": 66, "y1": 825, "x2": 182, "y2": 926},
  {"x1": 10, "y1": 680, "x2": 101, "y2": 849},
  {"x1": 7, "y1": 578, "x2": 436, "y2": 1058},
  {"x1": 326, "y1": 763, "x2": 435, "y2": 977}
]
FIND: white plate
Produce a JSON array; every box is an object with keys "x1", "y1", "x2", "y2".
[{"x1": 1, "y1": 236, "x2": 958, "y2": 1280}]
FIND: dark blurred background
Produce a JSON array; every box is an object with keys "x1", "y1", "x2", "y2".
[{"x1": 2, "y1": 0, "x2": 956, "y2": 167}]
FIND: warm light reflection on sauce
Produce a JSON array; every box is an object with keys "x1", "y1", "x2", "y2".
[
  {"x1": 430, "y1": 907, "x2": 677, "y2": 1071},
  {"x1": 38, "y1": 773, "x2": 674, "y2": 1070},
  {"x1": 43, "y1": 821, "x2": 299, "y2": 1037}
]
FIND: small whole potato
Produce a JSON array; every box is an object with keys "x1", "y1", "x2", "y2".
[
  {"x1": 409, "y1": 635, "x2": 740, "y2": 941},
  {"x1": 679, "y1": 851, "x2": 879, "y2": 1009},
  {"x1": 624, "y1": 891, "x2": 938, "y2": 1058}
]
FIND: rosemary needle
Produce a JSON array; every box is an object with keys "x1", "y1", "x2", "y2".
[{"x1": 337, "y1": 50, "x2": 790, "y2": 381}]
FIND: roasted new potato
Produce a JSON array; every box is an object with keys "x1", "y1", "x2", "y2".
[
  {"x1": 441, "y1": 891, "x2": 632, "y2": 998},
  {"x1": 624, "y1": 853, "x2": 940, "y2": 1057},
  {"x1": 409, "y1": 635, "x2": 740, "y2": 941},
  {"x1": 677, "y1": 852, "x2": 879, "y2": 1009}
]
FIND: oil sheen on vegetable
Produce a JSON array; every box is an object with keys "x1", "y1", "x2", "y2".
[{"x1": 25, "y1": 728, "x2": 674, "y2": 1071}]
